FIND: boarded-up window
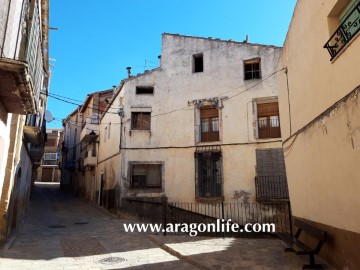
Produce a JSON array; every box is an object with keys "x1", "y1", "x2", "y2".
[
  {"x1": 131, "y1": 112, "x2": 151, "y2": 130},
  {"x1": 131, "y1": 164, "x2": 162, "y2": 189},
  {"x1": 200, "y1": 107, "x2": 219, "y2": 142},
  {"x1": 257, "y1": 102, "x2": 281, "y2": 139},
  {"x1": 255, "y1": 148, "x2": 286, "y2": 176}
]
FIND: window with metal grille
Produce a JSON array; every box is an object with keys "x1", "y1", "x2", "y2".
[
  {"x1": 324, "y1": 0, "x2": 360, "y2": 60},
  {"x1": 131, "y1": 164, "x2": 162, "y2": 189},
  {"x1": 200, "y1": 107, "x2": 219, "y2": 142},
  {"x1": 193, "y1": 54, "x2": 204, "y2": 73},
  {"x1": 195, "y1": 151, "x2": 222, "y2": 198},
  {"x1": 131, "y1": 112, "x2": 151, "y2": 130},
  {"x1": 257, "y1": 102, "x2": 281, "y2": 139},
  {"x1": 244, "y1": 58, "x2": 261, "y2": 80}
]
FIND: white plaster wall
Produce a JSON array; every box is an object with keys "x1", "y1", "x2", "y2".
[
  {"x1": 102, "y1": 34, "x2": 283, "y2": 203},
  {"x1": 0, "y1": 112, "x2": 12, "y2": 201}
]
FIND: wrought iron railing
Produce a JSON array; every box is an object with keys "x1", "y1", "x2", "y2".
[
  {"x1": 324, "y1": 2, "x2": 360, "y2": 60},
  {"x1": 255, "y1": 175, "x2": 289, "y2": 201},
  {"x1": 123, "y1": 198, "x2": 292, "y2": 237}
]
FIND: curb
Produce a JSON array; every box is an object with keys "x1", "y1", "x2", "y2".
[{"x1": 148, "y1": 235, "x2": 209, "y2": 270}]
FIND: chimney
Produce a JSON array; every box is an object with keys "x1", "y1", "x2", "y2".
[{"x1": 126, "y1": 67, "x2": 132, "y2": 78}]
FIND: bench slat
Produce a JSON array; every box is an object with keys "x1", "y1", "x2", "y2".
[{"x1": 294, "y1": 219, "x2": 327, "y2": 241}]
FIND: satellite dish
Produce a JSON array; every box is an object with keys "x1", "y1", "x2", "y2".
[{"x1": 44, "y1": 110, "x2": 54, "y2": 122}]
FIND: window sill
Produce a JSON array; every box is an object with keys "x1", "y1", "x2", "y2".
[
  {"x1": 196, "y1": 141, "x2": 221, "y2": 145},
  {"x1": 255, "y1": 137, "x2": 282, "y2": 141},
  {"x1": 195, "y1": 196, "x2": 224, "y2": 202},
  {"x1": 129, "y1": 129, "x2": 151, "y2": 136},
  {"x1": 129, "y1": 188, "x2": 162, "y2": 192}
]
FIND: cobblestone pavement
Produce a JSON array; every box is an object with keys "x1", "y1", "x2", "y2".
[
  {"x1": 0, "y1": 183, "x2": 334, "y2": 270},
  {"x1": 0, "y1": 183, "x2": 196, "y2": 270}
]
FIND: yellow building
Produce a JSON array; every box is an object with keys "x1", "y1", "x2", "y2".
[{"x1": 277, "y1": 0, "x2": 360, "y2": 268}]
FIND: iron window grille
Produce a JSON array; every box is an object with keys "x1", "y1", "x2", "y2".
[
  {"x1": 195, "y1": 151, "x2": 223, "y2": 199},
  {"x1": 324, "y1": 1, "x2": 360, "y2": 60}
]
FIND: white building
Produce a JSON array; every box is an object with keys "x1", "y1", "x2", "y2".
[{"x1": 97, "y1": 33, "x2": 286, "y2": 210}]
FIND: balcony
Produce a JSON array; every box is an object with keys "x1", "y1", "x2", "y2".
[
  {"x1": 80, "y1": 116, "x2": 99, "y2": 142},
  {"x1": 0, "y1": 0, "x2": 48, "y2": 114},
  {"x1": 324, "y1": 2, "x2": 360, "y2": 60},
  {"x1": 42, "y1": 152, "x2": 59, "y2": 166},
  {"x1": 84, "y1": 150, "x2": 96, "y2": 167},
  {"x1": 28, "y1": 144, "x2": 45, "y2": 162},
  {"x1": 257, "y1": 118, "x2": 281, "y2": 139},
  {"x1": 255, "y1": 175, "x2": 289, "y2": 202},
  {"x1": 23, "y1": 115, "x2": 46, "y2": 145}
]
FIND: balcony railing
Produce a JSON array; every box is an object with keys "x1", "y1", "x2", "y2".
[
  {"x1": 324, "y1": 2, "x2": 360, "y2": 60},
  {"x1": 257, "y1": 118, "x2": 281, "y2": 139},
  {"x1": 255, "y1": 175, "x2": 289, "y2": 201}
]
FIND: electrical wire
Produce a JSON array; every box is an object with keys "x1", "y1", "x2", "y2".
[{"x1": 49, "y1": 67, "x2": 285, "y2": 126}]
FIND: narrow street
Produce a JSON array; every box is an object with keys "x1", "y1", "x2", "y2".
[
  {"x1": 0, "y1": 183, "x2": 334, "y2": 270},
  {"x1": 0, "y1": 183, "x2": 196, "y2": 269}
]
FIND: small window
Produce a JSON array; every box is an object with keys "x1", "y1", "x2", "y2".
[
  {"x1": 200, "y1": 106, "x2": 219, "y2": 142},
  {"x1": 257, "y1": 102, "x2": 281, "y2": 139},
  {"x1": 131, "y1": 164, "x2": 162, "y2": 189},
  {"x1": 244, "y1": 58, "x2": 261, "y2": 80},
  {"x1": 193, "y1": 54, "x2": 204, "y2": 73},
  {"x1": 131, "y1": 112, "x2": 151, "y2": 130},
  {"x1": 104, "y1": 127, "x2": 107, "y2": 142},
  {"x1": 136, "y1": 86, "x2": 154, "y2": 95},
  {"x1": 108, "y1": 123, "x2": 111, "y2": 139}
]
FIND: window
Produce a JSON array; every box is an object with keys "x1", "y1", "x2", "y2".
[
  {"x1": 200, "y1": 107, "x2": 219, "y2": 142},
  {"x1": 325, "y1": 0, "x2": 360, "y2": 60},
  {"x1": 108, "y1": 123, "x2": 111, "y2": 139},
  {"x1": 193, "y1": 54, "x2": 204, "y2": 73},
  {"x1": 257, "y1": 102, "x2": 281, "y2": 139},
  {"x1": 131, "y1": 112, "x2": 151, "y2": 130},
  {"x1": 244, "y1": 58, "x2": 261, "y2": 80},
  {"x1": 131, "y1": 164, "x2": 162, "y2": 189},
  {"x1": 136, "y1": 86, "x2": 154, "y2": 95},
  {"x1": 104, "y1": 126, "x2": 107, "y2": 142},
  {"x1": 195, "y1": 151, "x2": 222, "y2": 198}
]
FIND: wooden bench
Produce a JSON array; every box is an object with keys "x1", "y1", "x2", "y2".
[{"x1": 277, "y1": 218, "x2": 327, "y2": 269}]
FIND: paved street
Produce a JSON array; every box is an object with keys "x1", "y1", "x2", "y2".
[{"x1": 0, "y1": 183, "x2": 333, "y2": 270}]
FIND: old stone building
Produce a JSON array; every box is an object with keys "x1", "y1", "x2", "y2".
[
  {"x1": 38, "y1": 129, "x2": 64, "y2": 182},
  {"x1": 95, "y1": 33, "x2": 287, "y2": 211},
  {"x1": 277, "y1": 0, "x2": 360, "y2": 268},
  {"x1": 0, "y1": 0, "x2": 50, "y2": 243},
  {"x1": 61, "y1": 90, "x2": 114, "y2": 200}
]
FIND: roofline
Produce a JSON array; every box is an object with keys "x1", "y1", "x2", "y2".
[
  {"x1": 62, "y1": 105, "x2": 81, "y2": 124},
  {"x1": 162, "y1": 33, "x2": 282, "y2": 49},
  {"x1": 80, "y1": 89, "x2": 113, "y2": 113},
  {"x1": 122, "y1": 67, "x2": 161, "y2": 83},
  {"x1": 100, "y1": 82, "x2": 125, "y2": 121}
]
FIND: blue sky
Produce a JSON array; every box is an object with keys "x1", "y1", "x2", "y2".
[{"x1": 47, "y1": 0, "x2": 297, "y2": 128}]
